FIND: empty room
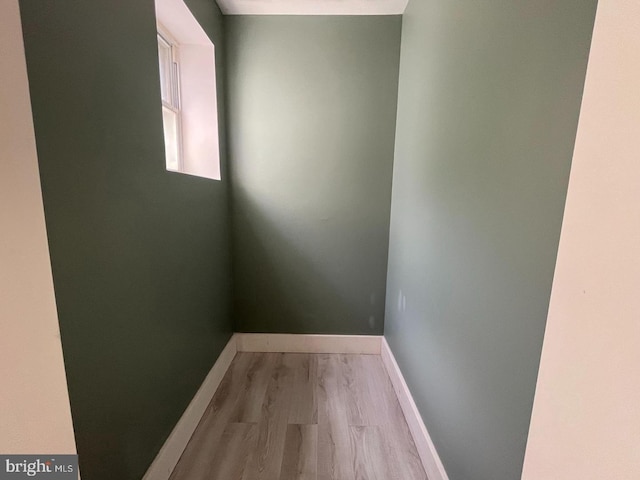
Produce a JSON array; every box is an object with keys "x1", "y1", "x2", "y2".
[{"x1": 2, "y1": 0, "x2": 639, "y2": 479}]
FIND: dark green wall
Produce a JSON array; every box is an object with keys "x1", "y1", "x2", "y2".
[
  {"x1": 18, "y1": 0, "x2": 231, "y2": 478},
  {"x1": 226, "y1": 16, "x2": 402, "y2": 334},
  {"x1": 385, "y1": 1, "x2": 597, "y2": 480}
]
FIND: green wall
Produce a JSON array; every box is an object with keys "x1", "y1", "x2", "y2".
[
  {"x1": 18, "y1": 0, "x2": 231, "y2": 478},
  {"x1": 226, "y1": 16, "x2": 401, "y2": 334},
  {"x1": 385, "y1": 1, "x2": 597, "y2": 480}
]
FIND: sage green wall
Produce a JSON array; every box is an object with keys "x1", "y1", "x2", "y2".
[
  {"x1": 18, "y1": 0, "x2": 231, "y2": 478},
  {"x1": 226, "y1": 16, "x2": 401, "y2": 334},
  {"x1": 385, "y1": 1, "x2": 597, "y2": 480}
]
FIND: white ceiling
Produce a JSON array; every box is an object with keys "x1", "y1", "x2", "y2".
[{"x1": 215, "y1": 0, "x2": 409, "y2": 15}]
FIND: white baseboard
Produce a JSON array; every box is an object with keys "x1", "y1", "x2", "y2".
[
  {"x1": 235, "y1": 333, "x2": 382, "y2": 354},
  {"x1": 143, "y1": 335, "x2": 238, "y2": 480},
  {"x1": 381, "y1": 337, "x2": 449, "y2": 480}
]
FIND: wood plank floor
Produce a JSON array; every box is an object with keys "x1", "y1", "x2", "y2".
[{"x1": 170, "y1": 353, "x2": 427, "y2": 480}]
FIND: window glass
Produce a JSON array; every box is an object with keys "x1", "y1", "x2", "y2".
[
  {"x1": 162, "y1": 106, "x2": 180, "y2": 171},
  {"x1": 157, "y1": 35, "x2": 172, "y2": 105}
]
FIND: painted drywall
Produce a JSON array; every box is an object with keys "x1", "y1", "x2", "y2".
[
  {"x1": 226, "y1": 16, "x2": 401, "y2": 335},
  {"x1": 18, "y1": 0, "x2": 232, "y2": 478},
  {"x1": 0, "y1": 0, "x2": 77, "y2": 456},
  {"x1": 384, "y1": 1, "x2": 597, "y2": 480},
  {"x1": 522, "y1": 1, "x2": 640, "y2": 478}
]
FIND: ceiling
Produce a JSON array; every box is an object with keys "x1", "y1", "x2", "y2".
[{"x1": 215, "y1": 0, "x2": 409, "y2": 15}]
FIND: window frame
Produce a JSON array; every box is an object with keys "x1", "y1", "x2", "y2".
[
  {"x1": 154, "y1": 0, "x2": 222, "y2": 180},
  {"x1": 157, "y1": 26, "x2": 183, "y2": 172}
]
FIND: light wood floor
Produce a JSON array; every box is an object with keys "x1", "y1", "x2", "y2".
[{"x1": 170, "y1": 353, "x2": 427, "y2": 480}]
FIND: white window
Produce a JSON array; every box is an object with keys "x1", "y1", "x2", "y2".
[
  {"x1": 157, "y1": 30, "x2": 182, "y2": 172},
  {"x1": 155, "y1": 0, "x2": 221, "y2": 180}
]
